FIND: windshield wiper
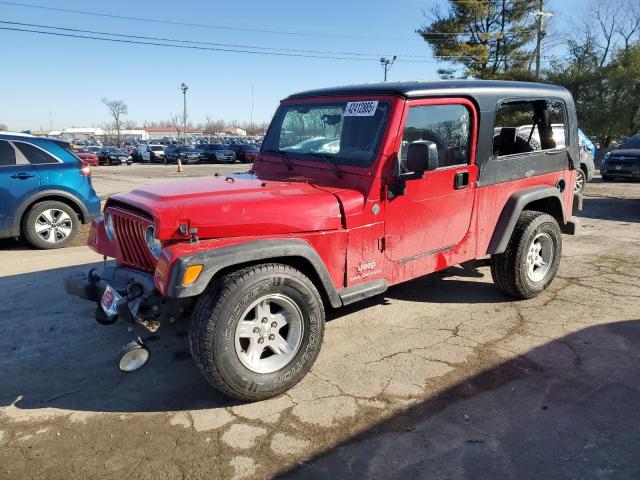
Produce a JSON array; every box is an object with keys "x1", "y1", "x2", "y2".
[
  {"x1": 262, "y1": 149, "x2": 293, "y2": 171},
  {"x1": 308, "y1": 153, "x2": 342, "y2": 178}
]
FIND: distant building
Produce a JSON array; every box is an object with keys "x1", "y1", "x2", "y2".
[
  {"x1": 222, "y1": 127, "x2": 247, "y2": 136},
  {"x1": 144, "y1": 126, "x2": 204, "y2": 138}
]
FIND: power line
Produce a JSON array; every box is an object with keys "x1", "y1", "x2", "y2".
[
  {"x1": 0, "y1": 21, "x2": 545, "y2": 65},
  {"x1": 0, "y1": 1, "x2": 535, "y2": 40},
  {"x1": 0, "y1": 0, "x2": 416, "y2": 41},
  {"x1": 0, "y1": 20, "x2": 434, "y2": 59}
]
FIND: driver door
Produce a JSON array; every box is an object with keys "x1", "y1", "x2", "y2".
[{"x1": 384, "y1": 98, "x2": 478, "y2": 262}]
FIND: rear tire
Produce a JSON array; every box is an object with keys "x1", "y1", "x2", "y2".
[
  {"x1": 490, "y1": 211, "x2": 562, "y2": 299},
  {"x1": 189, "y1": 263, "x2": 325, "y2": 401},
  {"x1": 575, "y1": 168, "x2": 586, "y2": 193},
  {"x1": 23, "y1": 200, "x2": 78, "y2": 249}
]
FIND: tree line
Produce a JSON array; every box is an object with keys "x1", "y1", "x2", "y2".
[{"x1": 418, "y1": 0, "x2": 640, "y2": 146}]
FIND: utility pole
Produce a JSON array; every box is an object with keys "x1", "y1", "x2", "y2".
[
  {"x1": 250, "y1": 84, "x2": 254, "y2": 134},
  {"x1": 180, "y1": 82, "x2": 189, "y2": 144},
  {"x1": 49, "y1": 111, "x2": 53, "y2": 131},
  {"x1": 380, "y1": 56, "x2": 397, "y2": 82},
  {"x1": 533, "y1": 1, "x2": 554, "y2": 80}
]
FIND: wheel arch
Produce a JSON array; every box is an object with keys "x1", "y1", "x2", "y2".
[
  {"x1": 166, "y1": 239, "x2": 343, "y2": 308},
  {"x1": 12, "y1": 190, "x2": 91, "y2": 236},
  {"x1": 488, "y1": 186, "x2": 567, "y2": 255}
]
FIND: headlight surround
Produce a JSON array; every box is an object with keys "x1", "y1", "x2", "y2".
[
  {"x1": 145, "y1": 226, "x2": 162, "y2": 259},
  {"x1": 104, "y1": 211, "x2": 116, "y2": 241}
]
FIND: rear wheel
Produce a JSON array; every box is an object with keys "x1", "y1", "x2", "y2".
[
  {"x1": 189, "y1": 263, "x2": 325, "y2": 401},
  {"x1": 575, "y1": 168, "x2": 586, "y2": 193},
  {"x1": 490, "y1": 211, "x2": 562, "y2": 299},
  {"x1": 23, "y1": 200, "x2": 78, "y2": 249}
]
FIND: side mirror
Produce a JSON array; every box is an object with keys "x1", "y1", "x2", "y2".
[{"x1": 406, "y1": 141, "x2": 439, "y2": 175}]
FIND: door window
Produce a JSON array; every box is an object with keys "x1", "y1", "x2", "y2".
[
  {"x1": 0, "y1": 140, "x2": 16, "y2": 166},
  {"x1": 14, "y1": 142, "x2": 60, "y2": 165},
  {"x1": 399, "y1": 104, "x2": 471, "y2": 173}
]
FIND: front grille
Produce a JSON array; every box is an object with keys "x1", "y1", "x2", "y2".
[
  {"x1": 108, "y1": 207, "x2": 156, "y2": 272},
  {"x1": 608, "y1": 157, "x2": 638, "y2": 166}
]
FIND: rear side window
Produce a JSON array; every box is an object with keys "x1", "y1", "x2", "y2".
[
  {"x1": 14, "y1": 142, "x2": 59, "y2": 164},
  {"x1": 399, "y1": 104, "x2": 471, "y2": 171},
  {"x1": 0, "y1": 140, "x2": 16, "y2": 166},
  {"x1": 494, "y1": 100, "x2": 566, "y2": 157}
]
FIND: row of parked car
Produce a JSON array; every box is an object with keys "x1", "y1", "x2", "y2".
[{"x1": 72, "y1": 142, "x2": 260, "y2": 166}]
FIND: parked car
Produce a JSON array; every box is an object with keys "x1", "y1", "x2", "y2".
[
  {"x1": 136, "y1": 144, "x2": 166, "y2": 163},
  {"x1": 600, "y1": 134, "x2": 640, "y2": 181},
  {"x1": 227, "y1": 143, "x2": 260, "y2": 162},
  {"x1": 75, "y1": 148, "x2": 100, "y2": 167},
  {"x1": 65, "y1": 80, "x2": 580, "y2": 401},
  {"x1": 164, "y1": 145, "x2": 200, "y2": 164},
  {"x1": 96, "y1": 147, "x2": 133, "y2": 166},
  {"x1": 0, "y1": 132, "x2": 101, "y2": 249},
  {"x1": 195, "y1": 143, "x2": 236, "y2": 163}
]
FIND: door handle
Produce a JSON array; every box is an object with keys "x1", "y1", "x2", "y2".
[
  {"x1": 454, "y1": 172, "x2": 469, "y2": 189},
  {"x1": 10, "y1": 172, "x2": 35, "y2": 180}
]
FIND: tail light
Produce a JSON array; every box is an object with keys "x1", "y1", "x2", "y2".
[{"x1": 80, "y1": 161, "x2": 92, "y2": 176}]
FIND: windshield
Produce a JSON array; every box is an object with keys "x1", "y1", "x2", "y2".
[
  {"x1": 620, "y1": 135, "x2": 640, "y2": 149},
  {"x1": 261, "y1": 100, "x2": 390, "y2": 167},
  {"x1": 150, "y1": 146, "x2": 164, "y2": 151},
  {"x1": 178, "y1": 146, "x2": 197, "y2": 152}
]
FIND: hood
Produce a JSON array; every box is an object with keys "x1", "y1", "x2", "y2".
[{"x1": 108, "y1": 174, "x2": 351, "y2": 240}]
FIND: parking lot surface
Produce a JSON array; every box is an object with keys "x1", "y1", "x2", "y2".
[{"x1": 1, "y1": 165, "x2": 639, "y2": 479}]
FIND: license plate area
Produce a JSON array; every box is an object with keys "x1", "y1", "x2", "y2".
[{"x1": 101, "y1": 284, "x2": 123, "y2": 317}]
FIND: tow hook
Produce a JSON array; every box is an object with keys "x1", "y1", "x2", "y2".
[{"x1": 128, "y1": 296, "x2": 161, "y2": 333}]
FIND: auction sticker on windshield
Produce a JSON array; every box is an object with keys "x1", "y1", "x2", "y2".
[{"x1": 344, "y1": 101, "x2": 379, "y2": 116}]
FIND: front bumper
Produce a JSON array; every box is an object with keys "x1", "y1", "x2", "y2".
[
  {"x1": 600, "y1": 167, "x2": 640, "y2": 179},
  {"x1": 64, "y1": 265, "x2": 193, "y2": 327}
]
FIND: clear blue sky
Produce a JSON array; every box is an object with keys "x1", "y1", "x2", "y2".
[{"x1": 0, "y1": 0, "x2": 583, "y2": 131}]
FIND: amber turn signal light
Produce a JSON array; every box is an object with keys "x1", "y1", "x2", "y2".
[{"x1": 182, "y1": 264, "x2": 204, "y2": 286}]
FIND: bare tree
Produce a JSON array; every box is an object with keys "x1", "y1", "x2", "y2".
[
  {"x1": 121, "y1": 119, "x2": 137, "y2": 130},
  {"x1": 169, "y1": 113, "x2": 184, "y2": 139},
  {"x1": 590, "y1": 0, "x2": 640, "y2": 66},
  {"x1": 0, "y1": 123, "x2": 7, "y2": 131},
  {"x1": 101, "y1": 98, "x2": 128, "y2": 146}
]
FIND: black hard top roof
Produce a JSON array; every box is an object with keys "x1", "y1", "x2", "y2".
[{"x1": 286, "y1": 80, "x2": 572, "y2": 103}]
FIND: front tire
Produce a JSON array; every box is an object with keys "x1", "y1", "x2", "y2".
[
  {"x1": 189, "y1": 264, "x2": 325, "y2": 401},
  {"x1": 23, "y1": 200, "x2": 78, "y2": 249},
  {"x1": 490, "y1": 211, "x2": 562, "y2": 299}
]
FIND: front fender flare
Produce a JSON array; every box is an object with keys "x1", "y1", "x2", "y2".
[{"x1": 166, "y1": 238, "x2": 342, "y2": 308}]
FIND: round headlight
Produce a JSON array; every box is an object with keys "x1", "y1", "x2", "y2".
[
  {"x1": 104, "y1": 211, "x2": 116, "y2": 241},
  {"x1": 145, "y1": 226, "x2": 162, "y2": 258}
]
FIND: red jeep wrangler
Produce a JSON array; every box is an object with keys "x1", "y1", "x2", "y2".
[{"x1": 65, "y1": 80, "x2": 581, "y2": 401}]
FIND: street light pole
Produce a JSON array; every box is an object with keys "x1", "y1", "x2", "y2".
[
  {"x1": 380, "y1": 56, "x2": 397, "y2": 82},
  {"x1": 532, "y1": 2, "x2": 554, "y2": 80},
  {"x1": 180, "y1": 82, "x2": 189, "y2": 144}
]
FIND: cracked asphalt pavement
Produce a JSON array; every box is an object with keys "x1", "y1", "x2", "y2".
[{"x1": 1, "y1": 166, "x2": 639, "y2": 479}]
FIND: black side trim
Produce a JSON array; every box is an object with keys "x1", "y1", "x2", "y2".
[
  {"x1": 396, "y1": 244, "x2": 456, "y2": 264},
  {"x1": 488, "y1": 186, "x2": 564, "y2": 254},
  {"x1": 167, "y1": 238, "x2": 342, "y2": 308},
  {"x1": 338, "y1": 279, "x2": 388, "y2": 306}
]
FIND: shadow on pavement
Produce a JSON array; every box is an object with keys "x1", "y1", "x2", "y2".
[
  {"x1": 1, "y1": 261, "x2": 504, "y2": 414},
  {"x1": 0, "y1": 263, "x2": 238, "y2": 413},
  {"x1": 579, "y1": 196, "x2": 640, "y2": 223},
  {"x1": 280, "y1": 320, "x2": 640, "y2": 480}
]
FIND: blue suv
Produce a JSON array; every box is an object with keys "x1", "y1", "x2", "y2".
[{"x1": 0, "y1": 133, "x2": 101, "y2": 249}]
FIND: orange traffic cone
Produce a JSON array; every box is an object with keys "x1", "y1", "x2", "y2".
[{"x1": 177, "y1": 159, "x2": 183, "y2": 173}]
